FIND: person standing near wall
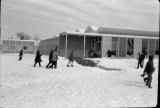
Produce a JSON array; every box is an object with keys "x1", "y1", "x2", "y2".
[
  {"x1": 19, "y1": 49, "x2": 23, "y2": 61},
  {"x1": 67, "y1": 50, "x2": 74, "y2": 67},
  {"x1": 33, "y1": 50, "x2": 42, "y2": 67}
]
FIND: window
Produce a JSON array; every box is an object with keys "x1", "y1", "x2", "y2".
[
  {"x1": 10, "y1": 41, "x2": 16, "y2": 45},
  {"x1": 23, "y1": 41, "x2": 28, "y2": 46},
  {"x1": 29, "y1": 42, "x2": 34, "y2": 46},
  {"x1": 3, "y1": 40, "x2": 9, "y2": 45},
  {"x1": 127, "y1": 38, "x2": 134, "y2": 56},
  {"x1": 111, "y1": 37, "x2": 118, "y2": 56},
  {"x1": 23, "y1": 46, "x2": 28, "y2": 50},
  {"x1": 142, "y1": 39, "x2": 148, "y2": 55},
  {"x1": 16, "y1": 41, "x2": 22, "y2": 45},
  {"x1": 155, "y1": 39, "x2": 159, "y2": 55}
]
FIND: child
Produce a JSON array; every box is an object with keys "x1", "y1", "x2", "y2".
[
  {"x1": 106, "y1": 49, "x2": 112, "y2": 58},
  {"x1": 49, "y1": 50, "x2": 58, "y2": 69},
  {"x1": 141, "y1": 55, "x2": 155, "y2": 88},
  {"x1": 34, "y1": 50, "x2": 42, "y2": 67},
  {"x1": 137, "y1": 53, "x2": 143, "y2": 69},
  {"x1": 19, "y1": 49, "x2": 23, "y2": 61},
  {"x1": 46, "y1": 50, "x2": 53, "y2": 68},
  {"x1": 67, "y1": 50, "x2": 74, "y2": 67}
]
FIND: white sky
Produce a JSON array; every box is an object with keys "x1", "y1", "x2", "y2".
[{"x1": 1, "y1": 0, "x2": 159, "y2": 40}]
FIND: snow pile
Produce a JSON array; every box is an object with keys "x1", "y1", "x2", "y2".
[{"x1": 0, "y1": 54, "x2": 158, "y2": 108}]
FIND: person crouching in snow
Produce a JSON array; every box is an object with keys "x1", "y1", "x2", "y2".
[
  {"x1": 19, "y1": 49, "x2": 23, "y2": 61},
  {"x1": 49, "y1": 50, "x2": 58, "y2": 69},
  {"x1": 46, "y1": 50, "x2": 53, "y2": 68},
  {"x1": 141, "y1": 55, "x2": 155, "y2": 88},
  {"x1": 34, "y1": 50, "x2": 42, "y2": 67},
  {"x1": 67, "y1": 50, "x2": 74, "y2": 67}
]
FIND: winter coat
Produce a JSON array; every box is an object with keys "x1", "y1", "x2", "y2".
[
  {"x1": 144, "y1": 61, "x2": 155, "y2": 75},
  {"x1": 49, "y1": 51, "x2": 53, "y2": 61},
  {"x1": 51, "y1": 52, "x2": 58, "y2": 61},
  {"x1": 35, "y1": 52, "x2": 42, "y2": 62},
  {"x1": 69, "y1": 52, "x2": 74, "y2": 61},
  {"x1": 106, "y1": 50, "x2": 111, "y2": 57}
]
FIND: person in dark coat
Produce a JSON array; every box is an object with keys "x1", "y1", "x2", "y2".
[
  {"x1": 67, "y1": 50, "x2": 74, "y2": 67},
  {"x1": 106, "y1": 49, "x2": 112, "y2": 58},
  {"x1": 19, "y1": 49, "x2": 23, "y2": 61},
  {"x1": 46, "y1": 50, "x2": 53, "y2": 68},
  {"x1": 137, "y1": 53, "x2": 143, "y2": 69},
  {"x1": 141, "y1": 55, "x2": 155, "y2": 88},
  {"x1": 141, "y1": 48, "x2": 147, "y2": 67},
  {"x1": 34, "y1": 50, "x2": 42, "y2": 67},
  {"x1": 49, "y1": 50, "x2": 58, "y2": 69}
]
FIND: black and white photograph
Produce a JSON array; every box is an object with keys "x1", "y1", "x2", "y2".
[{"x1": 0, "y1": 0, "x2": 159, "y2": 107}]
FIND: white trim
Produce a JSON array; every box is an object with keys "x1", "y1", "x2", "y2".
[{"x1": 62, "y1": 32, "x2": 159, "y2": 39}]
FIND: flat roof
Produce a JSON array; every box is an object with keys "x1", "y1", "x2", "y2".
[{"x1": 60, "y1": 32, "x2": 159, "y2": 39}]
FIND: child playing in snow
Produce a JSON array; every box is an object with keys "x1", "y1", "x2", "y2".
[
  {"x1": 49, "y1": 50, "x2": 58, "y2": 69},
  {"x1": 19, "y1": 49, "x2": 23, "y2": 61},
  {"x1": 46, "y1": 50, "x2": 53, "y2": 68},
  {"x1": 137, "y1": 53, "x2": 143, "y2": 69},
  {"x1": 141, "y1": 55, "x2": 155, "y2": 88},
  {"x1": 34, "y1": 50, "x2": 42, "y2": 67},
  {"x1": 67, "y1": 50, "x2": 74, "y2": 67}
]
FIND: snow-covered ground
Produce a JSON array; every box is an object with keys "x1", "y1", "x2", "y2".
[{"x1": 0, "y1": 53, "x2": 158, "y2": 108}]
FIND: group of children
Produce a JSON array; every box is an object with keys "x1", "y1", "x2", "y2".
[
  {"x1": 32, "y1": 49, "x2": 75, "y2": 68},
  {"x1": 19, "y1": 47, "x2": 156, "y2": 89},
  {"x1": 137, "y1": 48, "x2": 155, "y2": 88}
]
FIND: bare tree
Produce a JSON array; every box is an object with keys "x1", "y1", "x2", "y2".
[{"x1": 16, "y1": 32, "x2": 32, "y2": 40}]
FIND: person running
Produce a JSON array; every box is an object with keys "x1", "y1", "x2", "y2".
[
  {"x1": 67, "y1": 50, "x2": 74, "y2": 67},
  {"x1": 49, "y1": 50, "x2": 58, "y2": 69},
  {"x1": 33, "y1": 50, "x2": 42, "y2": 67},
  {"x1": 140, "y1": 55, "x2": 155, "y2": 88},
  {"x1": 46, "y1": 50, "x2": 53, "y2": 68},
  {"x1": 19, "y1": 49, "x2": 23, "y2": 61},
  {"x1": 106, "y1": 49, "x2": 112, "y2": 58}
]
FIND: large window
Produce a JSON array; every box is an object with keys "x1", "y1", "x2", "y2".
[
  {"x1": 142, "y1": 39, "x2": 148, "y2": 55},
  {"x1": 112, "y1": 37, "x2": 118, "y2": 56},
  {"x1": 155, "y1": 39, "x2": 159, "y2": 55},
  {"x1": 127, "y1": 38, "x2": 134, "y2": 56}
]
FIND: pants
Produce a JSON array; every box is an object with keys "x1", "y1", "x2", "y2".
[
  {"x1": 146, "y1": 74, "x2": 152, "y2": 87},
  {"x1": 19, "y1": 56, "x2": 22, "y2": 61},
  {"x1": 46, "y1": 61, "x2": 52, "y2": 68},
  {"x1": 34, "y1": 61, "x2": 41, "y2": 67},
  {"x1": 137, "y1": 60, "x2": 142, "y2": 68},
  {"x1": 67, "y1": 61, "x2": 73, "y2": 66},
  {"x1": 49, "y1": 60, "x2": 57, "y2": 68}
]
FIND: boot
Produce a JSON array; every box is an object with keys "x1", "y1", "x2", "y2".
[{"x1": 140, "y1": 74, "x2": 145, "y2": 77}]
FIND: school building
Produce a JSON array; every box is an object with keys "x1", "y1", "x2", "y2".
[
  {"x1": 1, "y1": 39, "x2": 39, "y2": 54},
  {"x1": 1, "y1": 26, "x2": 159, "y2": 58},
  {"x1": 58, "y1": 26, "x2": 159, "y2": 58}
]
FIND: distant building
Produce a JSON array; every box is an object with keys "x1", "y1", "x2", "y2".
[{"x1": 2, "y1": 39, "x2": 39, "y2": 54}]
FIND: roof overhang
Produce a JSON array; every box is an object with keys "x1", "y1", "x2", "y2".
[{"x1": 60, "y1": 32, "x2": 159, "y2": 39}]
